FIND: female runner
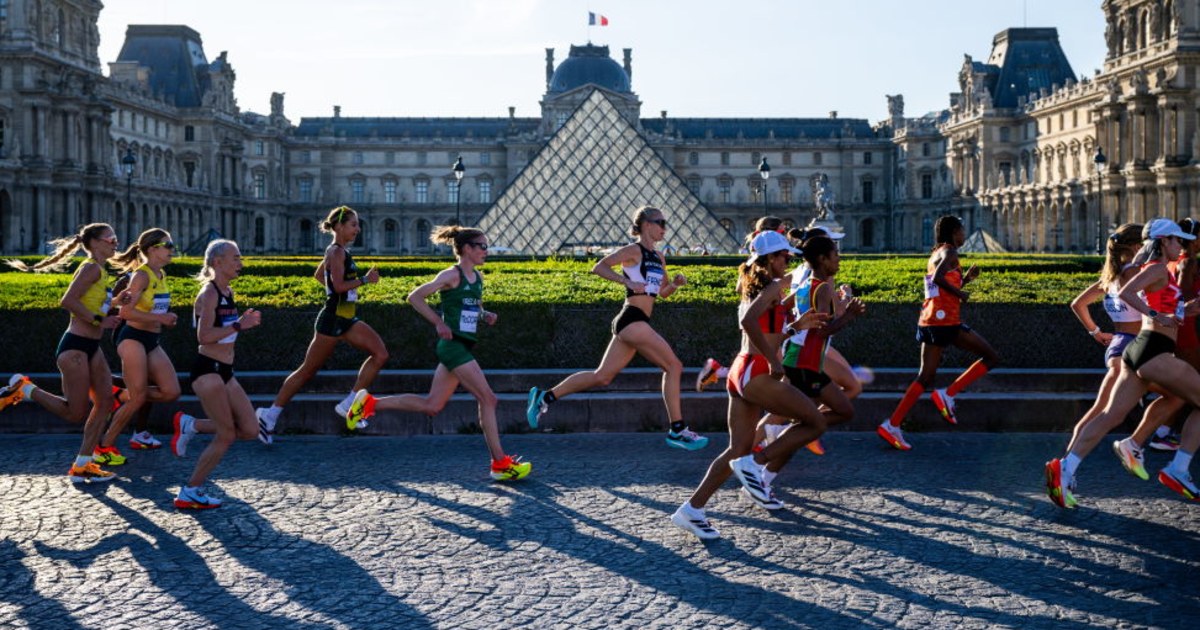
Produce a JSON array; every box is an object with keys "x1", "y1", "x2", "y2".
[
  {"x1": 255, "y1": 206, "x2": 386, "y2": 440},
  {"x1": 525, "y1": 205, "x2": 706, "y2": 450},
  {"x1": 877, "y1": 215, "x2": 1000, "y2": 451},
  {"x1": 1, "y1": 224, "x2": 121, "y2": 483},
  {"x1": 170, "y1": 240, "x2": 262, "y2": 508},
  {"x1": 345, "y1": 226, "x2": 531, "y2": 481}
]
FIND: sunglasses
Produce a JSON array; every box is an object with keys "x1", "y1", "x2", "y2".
[
  {"x1": 151, "y1": 241, "x2": 176, "y2": 251},
  {"x1": 98, "y1": 235, "x2": 119, "y2": 245},
  {"x1": 648, "y1": 219, "x2": 667, "y2": 228},
  {"x1": 467, "y1": 242, "x2": 489, "y2": 251}
]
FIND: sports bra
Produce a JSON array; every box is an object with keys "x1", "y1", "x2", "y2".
[
  {"x1": 133, "y1": 264, "x2": 170, "y2": 315},
  {"x1": 1139, "y1": 262, "x2": 1185, "y2": 321},
  {"x1": 1103, "y1": 263, "x2": 1140, "y2": 324},
  {"x1": 72, "y1": 261, "x2": 112, "y2": 323},
  {"x1": 623, "y1": 244, "x2": 665, "y2": 298},
  {"x1": 194, "y1": 285, "x2": 239, "y2": 344}
]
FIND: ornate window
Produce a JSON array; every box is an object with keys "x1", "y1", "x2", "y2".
[
  {"x1": 921, "y1": 172, "x2": 933, "y2": 199},
  {"x1": 384, "y1": 219, "x2": 398, "y2": 249},
  {"x1": 861, "y1": 179, "x2": 875, "y2": 204},
  {"x1": 720, "y1": 152, "x2": 730, "y2": 166},
  {"x1": 298, "y1": 177, "x2": 313, "y2": 202},
  {"x1": 253, "y1": 171, "x2": 266, "y2": 199},
  {"x1": 383, "y1": 179, "x2": 397, "y2": 204},
  {"x1": 688, "y1": 152, "x2": 698, "y2": 166},
  {"x1": 478, "y1": 179, "x2": 492, "y2": 204},
  {"x1": 415, "y1": 179, "x2": 429, "y2": 204},
  {"x1": 351, "y1": 179, "x2": 365, "y2": 204},
  {"x1": 813, "y1": 152, "x2": 823, "y2": 165},
  {"x1": 254, "y1": 216, "x2": 265, "y2": 249},
  {"x1": 448, "y1": 180, "x2": 460, "y2": 204},
  {"x1": 300, "y1": 219, "x2": 314, "y2": 250},
  {"x1": 718, "y1": 176, "x2": 732, "y2": 203},
  {"x1": 687, "y1": 176, "x2": 701, "y2": 194}
]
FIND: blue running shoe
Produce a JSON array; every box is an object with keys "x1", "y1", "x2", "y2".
[
  {"x1": 666, "y1": 427, "x2": 709, "y2": 450},
  {"x1": 526, "y1": 387, "x2": 547, "y2": 429}
]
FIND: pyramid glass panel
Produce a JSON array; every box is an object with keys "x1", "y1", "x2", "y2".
[{"x1": 480, "y1": 90, "x2": 741, "y2": 254}]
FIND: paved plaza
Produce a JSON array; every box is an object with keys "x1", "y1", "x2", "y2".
[{"x1": 1, "y1": 431, "x2": 1197, "y2": 629}]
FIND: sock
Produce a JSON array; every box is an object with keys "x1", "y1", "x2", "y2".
[
  {"x1": 716, "y1": 367, "x2": 730, "y2": 379},
  {"x1": 20, "y1": 383, "x2": 35, "y2": 399},
  {"x1": 670, "y1": 420, "x2": 686, "y2": 433},
  {"x1": 73, "y1": 455, "x2": 91, "y2": 468},
  {"x1": 762, "y1": 469, "x2": 777, "y2": 486},
  {"x1": 1063, "y1": 452, "x2": 1082, "y2": 478},
  {"x1": 889, "y1": 382, "x2": 925, "y2": 426},
  {"x1": 266, "y1": 405, "x2": 283, "y2": 421},
  {"x1": 682, "y1": 501, "x2": 702, "y2": 515},
  {"x1": 946, "y1": 360, "x2": 988, "y2": 397},
  {"x1": 340, "y1": 390, "x2": 357, "y2": 408},
  {"x1": 1170, "y1": 450, "x2": 1194, "y2": 474},
  {"x1": 544, "y1": 390, "x2": 557, "y2": 404},
  {"x1": 1156, "y1": 425, "x2": 1171, "y2": 438}
]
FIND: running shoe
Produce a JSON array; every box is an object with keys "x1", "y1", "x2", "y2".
[
  {"x1": 346, "y1": 390, "x2": 375, "y2": 431},
  {"x1": 670, "y1": 503, "x2": 720, "y2": 540},
  {"x1": 695, "y1": 358, "x2": 722, "y2": 392},
  {"x1": 1044, "y1": 458, "x2": 1075, "y2": 509},
  {"x1": 174, "y1": 486, "x2": 222, "y2": 510},
  {"x1": 109, "y1": 386, "x2": 126, "y2": 415},
  {"x1": 1157, "y1": 466, "x2": 1199, "y2": 501},
  {"x1": 92, "y1": 446, "x2": 126, "y2": 466},
  {"x1": 666, "y1": 427, "x2": 709, "y2": 450},
  {"x1": 758, "y1": 423, "x2": 786, "y2": 450},
  {"x1": 526, "y1": 387, "x2": 547, "y2": 429},
  {"x1": 67, "y1": 461, "x2": 116, "y2": 485},
  {"x1": 728, "y1": 455, "x2": 771, "y2": 503},
  {"x1": 805, "y1": 437, "x2": 826, "y2": 456},
  {"x1": 876, "y1": 420, "x2": 911, "y2": 451},
  {"x1": 171, "y1": 412, "x2": 196, "y2": 457},
  {"x1": 1149, "y1": 433, "x2": 1181, "y2": 452},
  {"x1": 0, "y1": 374, "x2": 30, "y2": 411},
  {"x1": 255, "y1": 408, "x2": 275, "y2": 445},
  {"x1": 931, "y1": 388, "x2": 957, "y2": 425},
  {"x1": 129, "y1": 430, "x2": 162, "y2": 450},
  {"x1": 1111, "y1": 438, "x2": 1149, "y2": 481},
  {"x1": 741, "y1": 485, "x2": 785, "y2": 511},
  {"x1": 334, "y1": 395, "x2": 353, "y2": 421},
  {"x1": 490, "y1": 455, "x2": 532, "y2": 481}
]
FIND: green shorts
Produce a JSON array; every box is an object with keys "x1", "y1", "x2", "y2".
[{"x1": 436, "y1": 336, "x2": 477, "y2": 371}]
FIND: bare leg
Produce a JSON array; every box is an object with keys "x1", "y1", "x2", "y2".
[
  {"x1": 451, "y1": 361, "x2": 504, "y2": 461},
  {"x1": 616, "y1": 322, "x2": 685, "y2": 425},
  {"x1": 686, "y1": 395, "x2": 758, "y2": 510},
  {"x1": 272, "y1": 333, "x2": 338, "y2": 407},
  {"x1": 548, "y1": 335, "x2": 636, "y2": 399},
  {"x1": 342, "y1": 322, "x2": 388, "y2": 393},
  {"x1": 1065, "y1": 357, "x2": 1123, "y2": 453},
  {"x1": 374, "y1": 364, "x2": 459, "y2": 416}
]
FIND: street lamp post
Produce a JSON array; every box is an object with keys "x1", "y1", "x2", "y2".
[
  {"x1": 122, "y1": 148, "x2": 137, "y2": 243},
  {"x1": 757, "y1": 156, "x2": 770, "y2": 214},
  {"x1": 452, "y1": 155, "x2": 465, "y2": 225},
  {"x1": 1093, "y1": 146, "x2": 1107, "y2": 255}
]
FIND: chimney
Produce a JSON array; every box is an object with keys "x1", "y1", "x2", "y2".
[
  {"x1": 623, "y1": 48, "x2": 633, "y2": 81},
  {"x1": 508, "y1": 106, "x2": 515, "y2": 119},
  {"x1": 661, "y1": 110, "x2": 667, "y2": 120},
  {"x1": 334, "y1": 105, "x2": 341, "y2": 118},
  {"x1": 545, "y1": 48, "x2": 554, "y2": 89},
  {"x1": 829, "y1": 110, "x2": 837, "y2": 119}
]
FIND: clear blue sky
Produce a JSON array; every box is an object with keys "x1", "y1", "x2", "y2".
[{"x1": 96, "y1": 1, "x2": 1107, "y2": 122}]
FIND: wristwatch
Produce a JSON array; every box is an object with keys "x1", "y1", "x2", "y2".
[{"x1": 1148, "y1": 309, "x2": 1160, "y2": 318}]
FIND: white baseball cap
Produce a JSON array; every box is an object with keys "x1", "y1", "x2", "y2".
[
  {"x1": 1147, "y1": 217, "x2": 1197, "y2": 241},
  {"x1": 748, "y1": 230, "x2": 802, "y2": 263}
]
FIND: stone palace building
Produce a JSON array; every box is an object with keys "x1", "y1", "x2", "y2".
[{"x1": 0, "y1": 0, "x2": 1195, "y2": 254}]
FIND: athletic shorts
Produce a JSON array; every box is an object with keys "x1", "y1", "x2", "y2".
[
  {"x1": 726, "y1": 353, "x2": 770, "y2": 398},
  {"x1": 1123, "y1": 330, "x2": 1176, "y2": 372},
  {"x1": 190, "y1": 354, "x2": 235, "y2": 384},
  {"x1": 916, "y1": 324, "x2": 971, "y2": 348},
  {"x1": 116, "y1": 325, "x2": 160, "y2": 353},
  {"x1": 315, "y1": 308, "x2": 360, "y2": 337},
  {"x1": 56, "y1": 332, "x2": 100, "y2": 360},
  {"x1": 784, "y1": 366, "x2": 831, "y2": 399},
  {"x1": 1104, "y1": 332, "x2": 1137, "y2": 364},
  {"x1": 612, "y1": 303, "x2": 651, "y2": 335},
  {"x1": 436, "y1": 336, "x2": 477, "y2": 371}
]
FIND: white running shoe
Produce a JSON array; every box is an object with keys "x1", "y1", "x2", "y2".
[
  {"x1": 670, "y1": 503, "x2": 720, "y2": 540},
  {"x1": 128, "y1": 430, "x2": 162, "y2": 450},
  {"x1": 255, "y1": 408, "x2": 275, "y2": 445},
  {"x1": 741, "y1": 486, "x2": 785, "y2": 511},
  {"x1": 171, "y1": 412, "x2": 197, "y2": 457},
  {"x1": 876, "y1": 420, "x2": 912, "y2": 451},
  {"x1": 729, "y1": 455, "x2": 771, "y2": 503},
  {"x1": 759, "y1": 423, "x2": 786, "y2": 450},
  {"x1": 695, "y1": 358, "x2": 722, "y2": 392}
]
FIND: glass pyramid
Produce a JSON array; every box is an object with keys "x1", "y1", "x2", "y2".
[{"x1": 480, "y1": 91, "x2": 741, "y2": 254}]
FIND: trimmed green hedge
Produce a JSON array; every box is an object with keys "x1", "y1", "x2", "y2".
[{"x1": 0, "y1": 254, "x2": 1114, "y2": 372}]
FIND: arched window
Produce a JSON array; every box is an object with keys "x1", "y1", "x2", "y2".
[
  {"x1": 861, "y1": 218, "x2": 875, "y2": 248},
  {"x1": 414, "y1": 219, "x2": 432, "y2": 252},
  {"x1": 300, "y1": 219, "x2": 314, "y2": 251},
  {"x1": 384, "y1": 219, "x2": 398, "y2": 249},
  {"x1": 254, "y1": 216, "x2": 265, "y2": 249}
]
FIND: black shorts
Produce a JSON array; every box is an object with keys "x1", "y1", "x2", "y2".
[
  {"x1": 116, "y1": 325, "x2": 160, "y2": 353},
  {"x1": 1122, "y1": 330, "x2": 1176, "y2": 372},
  {"x1": 315, "y1": 308, "x2": 360, "y2": 337},
  {"x1": 612, "y1": 304, "x2": 651, "y2": 335},
  {"x1": 56, "y1": 332, "x2": 101, "y2": 360},
  {"x1": 190, "y1": 354, "x2": 235, "y2": 384},
  {"x1": 916, "y1": 324, "x2": 972, "y2": 348},
  {"x1": 784, "y1": 366, "x2": 832, "y2": 398}
]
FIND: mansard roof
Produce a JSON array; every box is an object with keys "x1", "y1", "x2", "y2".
[
  {"x1": 984, "y1": 28, "x2": 1076, "y2": 108},
  {"x1": 641, "y1": 118, "x2": 876, "y2": 140},
  {"x1": 293, "y1": 117, "x2": 540, "y2": 138},
  {"x1": 116, "y1": 25, "x2": 211, "y2": 108}
]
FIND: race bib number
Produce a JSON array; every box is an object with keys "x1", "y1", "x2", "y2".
[
  {"x1": 150, "y1": 293, "x2": 170, "y2": 314},
  {"x1": 923, "y1": 275, "x2": 940, "y2": 300},
  {"x1": 644, "y1": 269, "x2": 664, "y2": 296},
  {"x1": 99, "y1": 289, "x2": 113, "y2": 318},
  {"x1": 218, "y1": 313, "x2": 239, "y2": 344},
  {"x1": 459, "y1": 304, "x2": 479, "y2": 334},
  {"x1": 1102, "y1": 294, "x2": 1127, "y2": 315},
  {"x1": 346, "y1": 288, "x2": 358, "y2": 303}
]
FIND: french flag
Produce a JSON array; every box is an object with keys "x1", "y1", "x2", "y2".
[{"x1": 588, "y1": 12, "x2": 609, "y2": 26}]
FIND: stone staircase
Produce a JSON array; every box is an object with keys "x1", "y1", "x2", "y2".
[{"x1": 2, "y1": 367, "x2": 1114, "y2": 437}]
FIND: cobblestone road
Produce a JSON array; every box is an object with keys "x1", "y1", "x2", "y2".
[{"x1": 1, "y1": 432, "x2": 1197, "y2": 629}]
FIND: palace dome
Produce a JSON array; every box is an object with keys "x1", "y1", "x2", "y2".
[{"x1": 548, "y1": 44, "x2": 631, "y2": 94}]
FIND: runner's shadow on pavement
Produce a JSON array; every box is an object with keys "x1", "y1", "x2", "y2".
[
  {"x1": 120, "y1": 481, "x2": 433, "y2": 630},
  {"x1": 0, "y1": 539, "x2": 84, "y2": 630},
  {"x1": 392, "y1": 478, "x2": 904, "y2": 628}
]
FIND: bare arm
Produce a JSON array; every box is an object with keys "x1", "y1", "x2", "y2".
[
  {"x1": 1069, "y1": 281, "x2": 1111, "y2": 344},
  {"x1": 591, "y1": 244, "x2": 641, "y2": 291},
  {"x1": 117, "y1": 270, "x2": 171, "y2": 326},
  {"x1": 1119, "y1": 263, "x2": 1176, "y2": 327},
  {"x1": 408, "y1": 268, "x2": 460, "y2": 339},
  {"x1": 932, "y1": 249, "x2": 969, "y2": 301},
  {"x1": 61, "y1": 262, "x2": 116, "y2": 327}
]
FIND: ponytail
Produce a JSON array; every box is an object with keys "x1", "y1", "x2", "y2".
[
  {"x1": 320, "y1": 206, "x2": 356, "y2": 233},
  {"x1": 111, "y1": 228, "x2": 171, "y2": 274},
  {"x1": 195, "y1": 239, "x2": 237, "y2": 285},
  {"x1": 1099, "y1": 223, "x2": 1142, "y2": 289},
  {"x1": 738, "y1": 255, "x2": 774, "y2": 301},
  {"x1": 6, "y1": 223, "x2": 113, "y2": 273},
  {"x1": 430, "y1": 224, "x2": 484, "y2": 255}
]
